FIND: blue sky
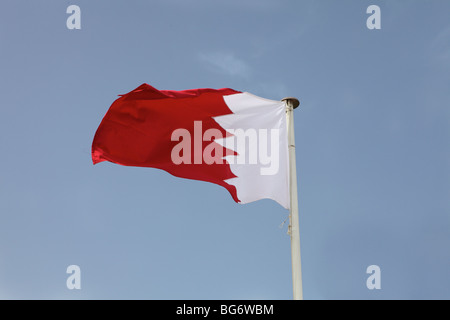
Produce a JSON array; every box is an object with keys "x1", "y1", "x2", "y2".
[{"x1": 0, "y1": 0, "x2": 449, "y2": 299}]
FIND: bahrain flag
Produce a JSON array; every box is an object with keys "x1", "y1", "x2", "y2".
[{"x1": 92, "y1": 84, "x2": 289, "y2": 209}]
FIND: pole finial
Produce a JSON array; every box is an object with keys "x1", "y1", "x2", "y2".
[{"x1": 281, "y1": 97, "x2": 300, "y2": 109}]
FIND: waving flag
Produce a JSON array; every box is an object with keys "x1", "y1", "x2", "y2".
[{"x1": 92, "y1": 84, "x2": 289, "y2": 209}]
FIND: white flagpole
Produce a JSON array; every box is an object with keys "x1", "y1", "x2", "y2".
[{"x1": 282, "y1": 97, "x2": 303, "y2": 300}]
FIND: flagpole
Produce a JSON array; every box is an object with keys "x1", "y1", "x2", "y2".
[{"x1": 282, "y1": 97, "x2": 303, "y2": 300}]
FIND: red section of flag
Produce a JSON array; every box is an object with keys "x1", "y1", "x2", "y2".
[{"x1": 92, "y1": 83, "x2": 241, "y2": 202}]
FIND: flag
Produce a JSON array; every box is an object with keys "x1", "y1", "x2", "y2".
[{"x1": 92, "y1": 84, "x2": 289, "y2": 209}]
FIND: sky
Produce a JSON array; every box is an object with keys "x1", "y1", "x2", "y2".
[{"x1": 0, "y1": 0, "x2": 449, "y2": 300}]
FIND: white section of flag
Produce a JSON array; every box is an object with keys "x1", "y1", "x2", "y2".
[{"x1": 214, "y1": 92, "x2": 290, "y2": 209}]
